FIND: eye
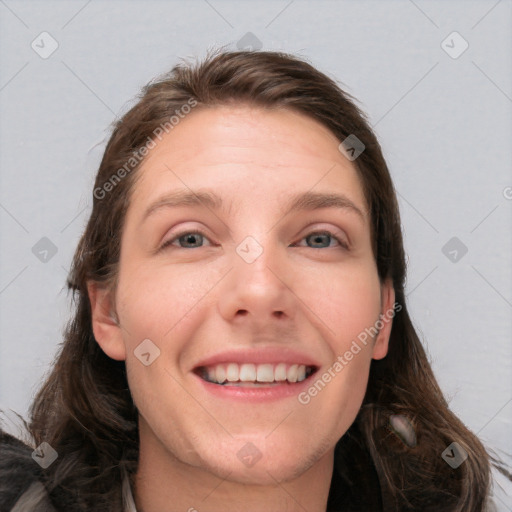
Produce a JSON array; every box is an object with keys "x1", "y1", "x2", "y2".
[
  {"x1": 158, "y1": 229, "x2": 349, "y2": 252},
  {"x1": 293, "y1": 230, "x2": 349, "y2": 250},
  {"x1": 159, "y1": 230, "x2": 213, "y2": 250}
]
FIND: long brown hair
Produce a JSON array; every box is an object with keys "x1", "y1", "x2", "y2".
[{"x1": 16, "y1": 48, "x2": 507, "y2": 510}]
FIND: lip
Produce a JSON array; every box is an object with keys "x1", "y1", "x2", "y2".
[
  {"x1": 192, "y1": 347, "x2": 321, "y2": 369},
  {"x1": 191, "y1": 347, "x2": 321, "y2": 403}
]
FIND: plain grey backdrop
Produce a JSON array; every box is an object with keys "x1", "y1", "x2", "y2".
[{"x1": 1, "y1": 0, "x2": 511, "y2": 508}]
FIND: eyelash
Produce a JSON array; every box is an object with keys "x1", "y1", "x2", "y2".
[{"x1": 159, "y1": 229, "x2": 349, "y2": 251}]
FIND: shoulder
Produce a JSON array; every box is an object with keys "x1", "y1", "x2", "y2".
[{"x1": 0, "y1": 428, "x2": 56, "y2": 511}]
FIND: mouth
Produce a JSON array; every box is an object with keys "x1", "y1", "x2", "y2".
[{"x1": 194, "y1": 362, "x2": 318, "y2": 387}]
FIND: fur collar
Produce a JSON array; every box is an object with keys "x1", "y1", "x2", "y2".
[
  {"x1": 0, "y1": 428, "x2": 56, "y2": 511},
  {"x1": 0, "y1": 428, "x2": 137, "y2": 512}
]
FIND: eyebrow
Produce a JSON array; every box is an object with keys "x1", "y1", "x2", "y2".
[{"x1": 141, "y1": 188, "x2": 367, "y2": 224}]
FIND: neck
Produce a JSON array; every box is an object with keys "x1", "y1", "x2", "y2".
[{"x1": 133, "y1": 419, "x2": 334, "y2": 512}]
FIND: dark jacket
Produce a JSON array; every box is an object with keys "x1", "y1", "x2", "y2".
[{"x1": 0, "y1": 429, "x2": 57, "y2": 511}]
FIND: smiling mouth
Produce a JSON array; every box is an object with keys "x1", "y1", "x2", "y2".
[{"x1": 194, "y1": 363, "x2": 318, "y2": 386}]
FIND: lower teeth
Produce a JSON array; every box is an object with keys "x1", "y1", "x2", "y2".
[{"x1": 220, "y1": 381, "x2": 286, "y2": 387}]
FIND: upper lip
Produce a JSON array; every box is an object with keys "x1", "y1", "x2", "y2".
[{"x1": 192, "y1": 347, "x2": 321, "y2": 370}]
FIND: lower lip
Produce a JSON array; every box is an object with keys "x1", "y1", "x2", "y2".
[{"x1": 193, "y1": 372, "x2": 317, "y2": 402}]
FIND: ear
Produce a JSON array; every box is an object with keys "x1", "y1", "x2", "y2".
[
  {"x1": 372, "y1": 278, "x2": 396, "y2": 360},
  {"x1": 87, "y1": 281, "x2": 126, "y2": 361}
]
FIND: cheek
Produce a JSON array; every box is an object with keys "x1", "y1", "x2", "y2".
[
  {"x1": 304, "y1": 262, "x2": 382, "y2": 348},
  {"x1": 115, "y1": 261, "x2": 218, "y2": 343},
  {"x1": 332, "y1": 355, "x2": 372, "y2": 430}
]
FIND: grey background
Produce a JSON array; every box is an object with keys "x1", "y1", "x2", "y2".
[{"x1": 1, "y1": 0, "x2": 511, "y2": 508}]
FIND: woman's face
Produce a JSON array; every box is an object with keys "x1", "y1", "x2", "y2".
[{"x1": 90, "y1": 105, "x2": 395, "y2": 484}]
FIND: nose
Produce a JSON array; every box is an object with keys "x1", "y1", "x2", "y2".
[{"x1": 217, "y1": 236, "x2": 296, "y2": 327}]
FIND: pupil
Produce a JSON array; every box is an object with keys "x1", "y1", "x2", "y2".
[
  {"x1": 311, "y1": 234, "x2": 328, "y2": 247},
  {"x1": 184, "y1": 234, "x2": 200, "y2": 247}
]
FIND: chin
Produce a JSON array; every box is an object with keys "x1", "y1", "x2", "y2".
[
  {"x1": 193, "y1": 435, "x2": 326, "y2": 485},
  {"x1": 204, "y1": 455, "x2": 314, "y2": 486}
]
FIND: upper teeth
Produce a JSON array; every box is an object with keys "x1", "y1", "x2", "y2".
[{"x1": 201, "y1": 363, "x2": 312, "y2": 384}]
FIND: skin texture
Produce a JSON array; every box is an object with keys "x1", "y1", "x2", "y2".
[{"x1": 88, "y1": 105, "x2": 395, "y2": 512}]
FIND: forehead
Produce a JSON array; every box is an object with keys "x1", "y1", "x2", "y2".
[
  {"x1": 142, "y1": 105, "x2": 342, "y2": 166},
  {"x1": 128, "y1": 105, "x2": 368, "y2": 218}
]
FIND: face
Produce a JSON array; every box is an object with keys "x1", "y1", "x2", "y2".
[{"x1": 89, "y1": 105, "x2": 395, "y2": 485}]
